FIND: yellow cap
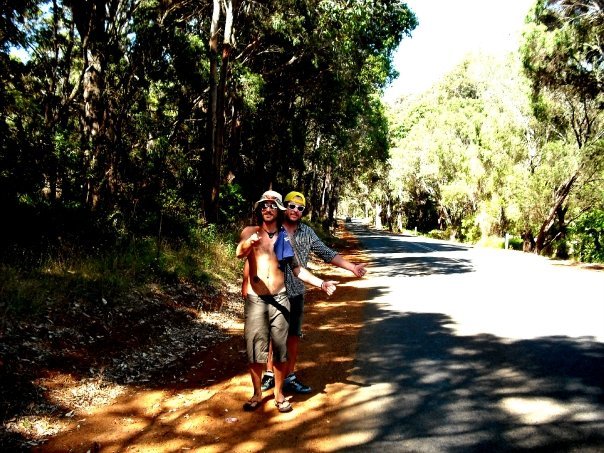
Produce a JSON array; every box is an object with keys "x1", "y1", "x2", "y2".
[{"x1": 284, "y1": 191, "x2": 306, "y2": 206}]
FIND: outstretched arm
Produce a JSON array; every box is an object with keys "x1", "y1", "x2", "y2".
[
  {"x1": 305, "y1": 226, "x2": 366, "y2": 278},
  {"x1": 241, "y1": 258, "x2": 249, "y2": 298},
  {"x1": 293, "y1": 266, "x2": 338, "y2": 296},
  {"x1": 330, "y1": 254, "x2": 367, "y2": 278}
]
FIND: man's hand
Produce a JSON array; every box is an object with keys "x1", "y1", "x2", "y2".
[
  {"x1": 321, "y1": 280, "x2": 338, "y2": 296},
  {"x1": 237, "y1": 227, "x2": 261, "y2": 259},
  {"x1": 352, "y1": 263, "x2": 367, "y2": 278},
  {"x1": 247, "y1": 231, "x2": 260, "y2": 247}
]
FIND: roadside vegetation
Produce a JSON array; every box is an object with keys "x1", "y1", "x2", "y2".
[
  {"x1": 1, "y1": 224, "x2": 239, "y2": 317},
  {"x1": 341, "y1": 1, "x2": 603, "y2": 263}
]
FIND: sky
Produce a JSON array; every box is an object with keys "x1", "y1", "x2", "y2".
[{"x1": 383, "y1": 0, "x2": 536, "y2": 102}]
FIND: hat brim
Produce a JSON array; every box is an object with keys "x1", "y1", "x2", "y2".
[
  {"x1": 286, "y1": 196, "x2": 305, "y2": 206},
  {"x1": 254, "y1": 199, "x2": 286, "y2": 210}
]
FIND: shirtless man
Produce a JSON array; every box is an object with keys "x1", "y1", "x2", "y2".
[
  {"x1": 261, "y1": 191, "x2": 367, "y2": 394},
  {"x1": 236, "y1": 190, "x2": 336, "y2": 413}
]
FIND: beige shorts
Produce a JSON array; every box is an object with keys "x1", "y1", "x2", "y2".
[{"x1": 244, "y1": 292, "x2": 290, "y2": 363}]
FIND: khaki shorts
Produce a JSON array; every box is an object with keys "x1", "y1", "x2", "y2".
[{"x1": 244, "y1": 292, "x2": 290, "y2": 364}]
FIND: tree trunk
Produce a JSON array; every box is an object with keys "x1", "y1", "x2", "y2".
[
  {"x1": 535, "y1": 171, "x2": 579, "y2": 253},
  {"x1": 205, "y1": 0, "x2": 236, "y2": 223},
  {"x1": 328, "y1": 178, "x2": 340, "y2": 227},
  {"x1": 375, "y1": 201, "x2": 382, "y2": 229},
  {"x1": 386, "y1": 196, "x2": 393, "y2": 231},
  {"x1": 68, "y1": 0, "x2": 114, "y2": 211},
  {"x1": 83, "y1": 55, "x2": 105, "y2": 209},
  {"x1": 320, "y1": 171, "x2": 331, "y2": 219},
  {"x1": 205, "y1": 0, "x2": 221, "y2": 222}
]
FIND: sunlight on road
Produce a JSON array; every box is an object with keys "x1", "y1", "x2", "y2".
[
  {"x1": 356, "y1": 247, "x2": 604, "y2": 342},
  {"x1": 500, "y1": 396, "x2": 594, "y2": 424}
]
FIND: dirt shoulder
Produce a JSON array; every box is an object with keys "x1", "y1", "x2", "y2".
[{"x1": 4, "y1": 227, "x2": 369, "y2": 452}]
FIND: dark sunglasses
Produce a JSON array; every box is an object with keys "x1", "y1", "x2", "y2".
[
  {"x1": 261, "y1": 203, "x2": 278, "y2": 210},
  {"x1": 287, "y1": 203, "x2": 305, "y2": 212}
]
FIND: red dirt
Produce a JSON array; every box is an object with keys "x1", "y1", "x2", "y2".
[{"x1": 28, "y1": 229, "x2": 370, "y2": 452}]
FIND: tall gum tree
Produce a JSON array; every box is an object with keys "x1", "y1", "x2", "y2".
[
  {"x1": 63, "y1": 0, "x2": 140, "y2": 211},
  {"x1": 65, "y1": 0, "x2": 114, "y2": 209},
  {"x1": 206, "y1": 0, "x2": 238, "y2": 222},
  {"x1": 521, "y1": 0, "x2": 604, "y2": 254}
]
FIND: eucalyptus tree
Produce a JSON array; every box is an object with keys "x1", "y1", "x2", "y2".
[
  {"x1": 521, "y1": 0, "x2": 604, "y2": 254},
  {"x1": 138, "y1": 0, "x2": 417, "y2": 223},
  {"x1": 387, "y1": 96, "x2": 441, "y2": 232},
  {"x1": 1, "y1": 0, "x2": 214, "y2": 234},
  {"x1": 2, "y1": 0, "x2": 418, "y2": 248},
  {"x1": 387, "y1": 53, "x2": 531, "y2": 239},
  {"x1": 229, "y1": 0, "x2": 417, "y2": 223},
  {"x1": 205, "y1": 0, "x2": 238, "y2": 221},
  {"x1": 4, "y1": 0, "x2": 155, "y2": 212},
  {"x1": 55, "y1": 0, "x2": 142, "y2": 211}
]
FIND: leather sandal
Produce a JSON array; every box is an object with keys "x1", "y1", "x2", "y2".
[
  {"x1": 243, "y1": 397, "x2": 262, "y2": 411},
  {"x1": 275, "y1": 399, "x2": 292, "y2": 413}
]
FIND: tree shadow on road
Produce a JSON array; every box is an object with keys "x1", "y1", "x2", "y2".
[
  {"x1": 333, "y1": 303, "x2": 604, "y2": 452},
  {"x1": 347, "y1": 224, "x2": 476, "y2": 277},
  {"x1": 368, "y1": 255, "x2": 475, "y2": 277}
]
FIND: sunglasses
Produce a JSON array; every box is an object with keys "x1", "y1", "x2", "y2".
[
  {"x1": 287, "y1": 203, "x2": 305, "y2": 212},
  {"x1": 261, "y1": 203, "x2": 278, "y2": 210}
]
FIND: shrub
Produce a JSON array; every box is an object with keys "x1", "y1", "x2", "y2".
[
  {"x1": 0, "y1": 224, "x2": 241, "y2": 319},
  {"x1": 427, "y1": 229, "x2": 451, "y2": 240},
  {"x1": 508, "y1": 237, "x2": 523, "y2": 251},
  {"x1": 568, "y1": 210, "x2": 604, "y2": 263},
  {"x1": 476, "y1": 235, "x2": 505, "y2": 249}
]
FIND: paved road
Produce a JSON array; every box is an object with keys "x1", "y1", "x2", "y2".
[{"x1": 334, "y1": 221, "x2": 604, "y2": 452}]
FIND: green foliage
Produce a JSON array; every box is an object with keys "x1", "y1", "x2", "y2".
[
  {"x1": 568, "y1": 210, "x2": 604, "y2": 263},
  {"x1": 476, "y1": 235, "x2": 505, "y2": 249},
  {"x1": 234, "y1": 0, "x2": 417, "y2": 223},
  {"x1": 0, "y1": 226, "x2": 240, "y2": 317},
  {"x1": 520, "y1": 0, "x2": 604, "y2": 253},
  {"x1": 218, "y1": 183, "x2": 248, "y2": 225},
  {"x1": 474, "y1": 235, "x2": 523, "y2": 251},
  {"x1": 385, "y1": 39, "x2": 602, "y2": 264},
  {"x1": 508, "y1": 237, "x2": 524, "y2": 251},
  {"x1": 426, "y1": 229, "x2": 452, "y2": 241},
  {"x1": 460, "y1": 215, "x2": 481, "y2": 243},
  {"x1": 386, "y1": 53, "x2": 531, "y2": 238},
  {"x1": 0, "y1": 245, "x2": 142, "y2": 316},
  {"x1": 522, "y1": 0, "x2": 603, "y2": 100},
  {"x1": 235, "y1": 66, "x2": 265, "y2": 112},
  {"x1": 1, "y1": 0, "x2": 419, "y2": 243}
]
